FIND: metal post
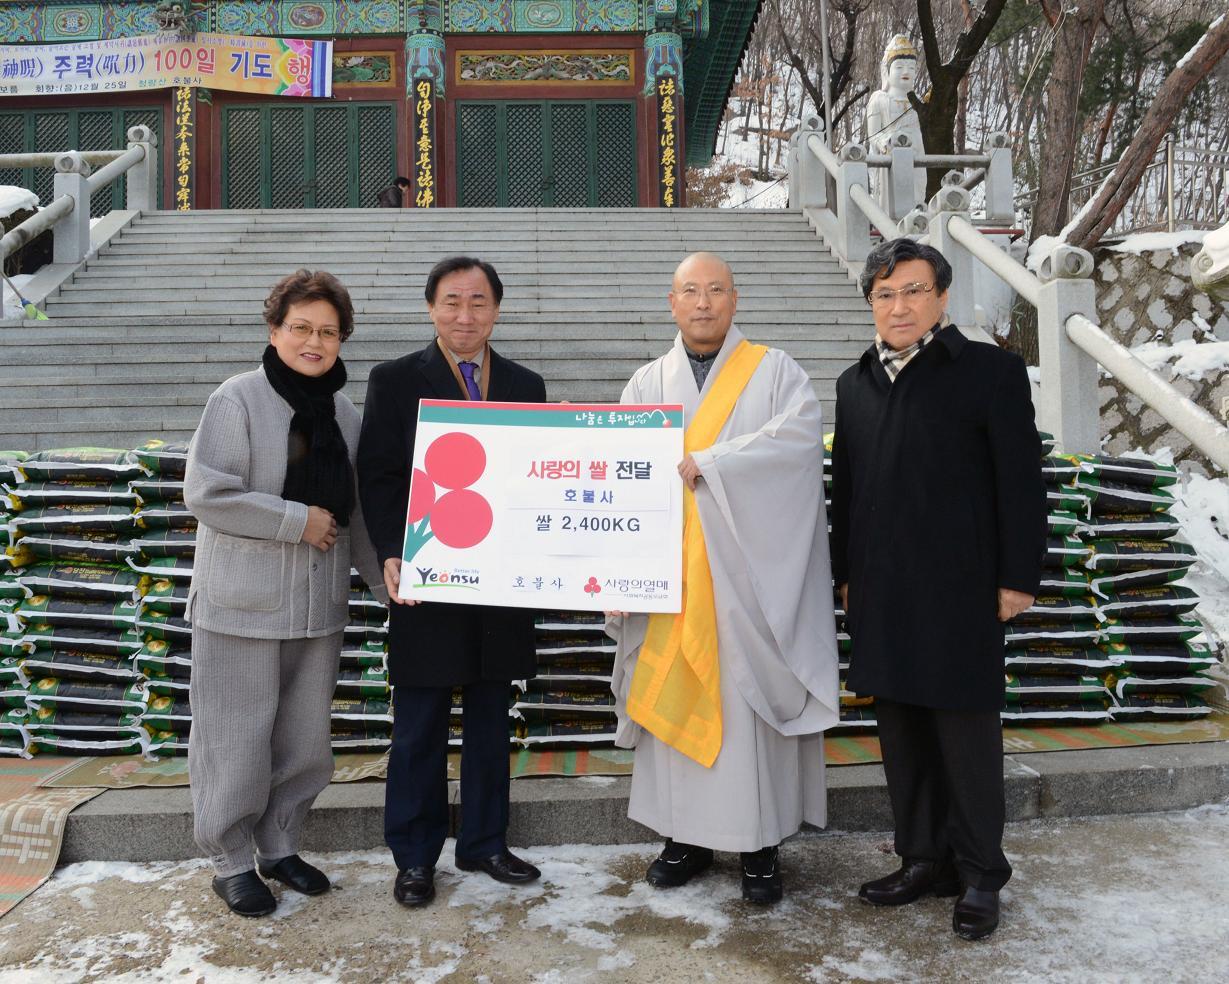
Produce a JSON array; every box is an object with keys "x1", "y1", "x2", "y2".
[
  {"x1": 837, "y1": 143, "x2": 871, "y2": 262},
  {"x1": 52, "y1": 151, "x2": 91, "y2": 265},
  {"x1": 790, "y1": 116, "x2": 827, "y2": 210},
  {"x1": 982, "y1": 132, "x2": 1014, "y2": 225},
  {"x1": 818, "y1": 0, "x2": 833, "y2": 145},
  {"x1": 1166, "y1": 133, "x2": 1175, "y2": 233},
  {"x1": 887, "y1": 132, "x2": 917, "y2": 220},
  {"x1": 928, "y1": 184, "x2": 976, "y2": 328},
  {"x1": 1035, "y1": 246, "x2": 1101, "y2": 453},
  {"x1": 125, "y1": 125, "x2": 158, "y2": 213}
]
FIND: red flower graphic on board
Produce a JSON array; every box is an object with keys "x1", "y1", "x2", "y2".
[
  {"x1": 583, "y1": 577, "x2": 602, "y2": 595},
  {"x1": 404, "y1": 432, "x2": 493, "y2": 561}
]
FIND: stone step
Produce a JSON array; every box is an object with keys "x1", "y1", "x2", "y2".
[{"x1": 56, "y1": 278, "x2": 855, "y2": 295}]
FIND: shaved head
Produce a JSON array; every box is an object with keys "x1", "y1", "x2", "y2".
[
  {"x1": 672, "y1": 251, "x2": 734, "y2": 289},
  {"x1": 668, "y1": 252, "x2": 739, "y2": 354}
]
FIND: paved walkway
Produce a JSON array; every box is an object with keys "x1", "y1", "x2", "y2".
[{"x1": 2, "y1": 804, "x2": 1226, "y2": 982}]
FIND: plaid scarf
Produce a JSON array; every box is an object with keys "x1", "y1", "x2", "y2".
[{"x1": 875, "y1": 324, "x2": 940, "y2": 383}]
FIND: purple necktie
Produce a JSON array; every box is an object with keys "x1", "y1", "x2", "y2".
[{"x1": 458, "y1": 361, "x2": 482, "y2": 401}]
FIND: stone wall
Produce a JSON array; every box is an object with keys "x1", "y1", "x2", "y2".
[{"x1": 1093, "y1": 237, "x2": 1229, "y2": 474}]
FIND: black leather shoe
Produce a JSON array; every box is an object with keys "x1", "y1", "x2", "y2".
[
  {"x1": 257, "y1": 854, "x2": 330, "y2": 896},
  {"x1": 953, "y1": 886, "x2": 1000, "y2": 941},
  {"x1": 455, "y1": 849, "x2": 541, "y2": 884},
  {"x1": 859, "y1": 857, "x2": 961, "y2": 906},
  {"x1": 393, "y1": 866, "x2": 436, "y2": 907},
  {"x1": 211, "y1": 871, "x2": 276, "y2": 917},
  {"x1": 646, "y1": 839, "x2": 714, "y2": 888},
  {"x1": 741, "y1": 845, "x2": 783, "y2": 904}
]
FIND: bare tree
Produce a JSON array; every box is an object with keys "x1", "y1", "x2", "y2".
[{"x1": 1067, "y1": 13, "x2": 1229, "y2": 247}]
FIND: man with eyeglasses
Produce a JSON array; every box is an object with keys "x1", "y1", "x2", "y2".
[
  {"x1": 606, "y1": 252, "x2": 839, "y2": 904},
  {"x1": 829, "y1": 238, "x2": 1046, "y2": 941},
  {"x1": 357, "y1": 256, "x2": 547, "y2": 909}
]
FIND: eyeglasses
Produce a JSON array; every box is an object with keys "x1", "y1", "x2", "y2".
[
  {"x1": 674, "y1": 285, "x2": 733, "y2": 302},
  {"x1": 868, "y1": 283, "x2": 937, "y2": 307},
  {"x1": 281, "y1": 322, "x2": 342, "y2": 342}
]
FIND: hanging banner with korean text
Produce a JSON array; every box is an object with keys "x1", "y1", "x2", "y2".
[
  {"x1": 656, "y1": 75, "x2": 679, "y2": 208},
  {"x1": 173, "y1": 86, "x2": 193, "y2": 210},
  {"x1": 411, "y1": 78, "x2": 436, "y2": 208},
  {"x1": 0, "y1": 33, "x2": 332, "y2": 98},
  {"x1": 401, "y1": 401, "x2": 684, "y2": 613}
]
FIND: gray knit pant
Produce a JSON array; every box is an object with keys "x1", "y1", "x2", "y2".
[{"x1": 188, "y1": 626, "x2": 341, "y2": 877}]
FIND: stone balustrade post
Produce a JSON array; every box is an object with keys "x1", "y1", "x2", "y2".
[
  {"x1": 125, "y1": 125, "x2": 158, "y2": 213},
  {"x1": 887, "y1": 131, "x2": 917, "y2": 221},
  {"x1": 983, "y1": 131, "x2": 1014, "y2": 225},
  {"x1": 1036, "y1": 246, "x2": 1101, "y2": 453},
  {"x1": 52, "y1": 151, "x2": 92, "y2": 265},
  {"x1": 837, "y1": 143, "x2": 871, "y2": 262},
  {"x1": 788, "y1": 115, "x2": 826, "y2": 210},
  {"x1": 929, "y1": 183, "x2": 976, "y2": 328}
]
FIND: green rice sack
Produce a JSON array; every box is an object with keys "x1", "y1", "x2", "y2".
[
  {"x1": 141, "y1": 693, "x2": 191, "y2": 732},
  {"x1": 133, "y1": 639, "x2": 192, "y2": 680},
  {"x1": 1041, "y1": 457, "x2": 1083, "y2": 483},
  {"x1": 1101, "y1": 641, "x2": 1219, "y2": 674},
  {"x1": 133, "y1": 609, "x2": 192, "y2": 642},
  {"x1": 1098, "y1": 585, "x2": 1201, "y2": 619},
  {"x1": 333, "y1": 667, "x2": 391, "y2": 699},
  {"x1": 127, "y1": 555, "x2": 194, "y2": 581},
  {"x1": 20, "y1": 448, "x2": 147, "y2": 483},
  {"x1": 0, "y1": 656, "x2": 27, "y2": 687},
  {"x1": 1089, "y1": 567, "x2": 1189, "y2": 596},
  {"x1": 1066, "y1": 454, "x2": 1178, "y2": 489},
  {"x1": 833, "y1": 706, "x2": 878, "y2": 730},
  {"x1": 1045, "y1": 536, "x2": 1089, "y2": 568},
  {"x1": 343, "y1": 615, "x2": 388, "y2": 643},
  {"x1": 18, "y1": 649, "x2": 142, "y2": 684},
  {"x1": 21, "y1": 623, "x2": 144, "y2": 657},
  {"x1": 338, "y1": 640, "x2": 387, "y2": 671},
  {"x1": 128, "y1": 478, "x2": 185, "y2": 504},
  {"x1": 1004, "y1": 673, "x2": 1107, "y2": 702},
  {"x1": 134, "y1": 502, "x2": 196, "y2": 531},
  {"x1": 1000, "y1": 699, "x2": 1110, "y2": 722},
  {"x1": 1004, "y1": 644, "x2": 1120, "y2": 672},
  {"x1": 1004, "y1": 619, "x2": 1101, "y2": 647},
  {"x1": 1038, "y1": 568, "x2": 1092, "y2": 598},
  {"x1": 1046, "y1": 486, "x2": 1090, "y2": 516},
  {"x1": 330, "y1": 697, "x2": 393, "y2": 726},
  {"x1": 9, "y1": 504, "x2": 137, "y2": 536},
  {"x1": 1046, "y1": 511, "x2": 1082, "y2": 536},
  {"x1": 8, "y1": 532, "x2": 135, "y2": 565},
  {"x1": 1083, "y1": 538, "x2": 1197, "y2": 572},
  {"x1": 17, "y1": 563, "x2": 147, "y2": 601},
  {"x1": 1012, "y1": 595, "x2": 1101, "y2": 624},
  {"x1": 1108, "y1": 672, "x2": 1218, "y2": 699},
  {"x1": 1109, "y1": 693, "x2": 1213, "y2": 720},
  {"x1": 24, "y1": 706, "x2": 144, "y2": 740},
  {"x1": 1100, "y1": 614, "x2": 1204, "y2": 645},
  {"x1": 17, "y1": 596, "x2": 141, "y2": 630},
  {"x1": 143, "y1": 670, "x2": 189, "y2": 698},
  {"x1": 3, "y1": 480, "x2": 137, "y2": 509},
  {"x1": 132, "y1": 440, "x2": 188, "y2": 478},
  {"x1": 0, "y1": 451, "x2": 28, "y2": 486},
  {"x1": 130, "y1": 529, "x2": 196, "y2": 558},
  {"x1": 1073, "y1": 475, "x2": 1175, "y2": 514},
  {"x1": 29, "y1": 733, "x2": 145, "y2": 755},
  {"x1": 348, "y1": 587, "x2": 386, "y2": 615},
  {"x1": 1080, "y1": 512, "x2": 1180, "y2": 540},
  {"x1": 329, "y1": 728, "x2": 391, "y2": 751},
  {"x1": 141, "y1": 578, "x2": 189, "y2": 615},
  {"x1": 517, "y1": 718, "x2": 618, "y2": 744},
  {"x1": 25, "y1": 677, "x2": 148, "y2": 713},
  {"x1": 143, "y1": 727, "x2": 188, "y2": 757}
]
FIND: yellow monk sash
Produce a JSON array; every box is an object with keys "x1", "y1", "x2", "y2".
[{"x1": 627, "y1": 338, "x2": 768, "y2": 767}]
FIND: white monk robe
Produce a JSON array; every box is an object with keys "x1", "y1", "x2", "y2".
[{"x1": 607, "y1": 325, "x2": 840, "y2": 852}]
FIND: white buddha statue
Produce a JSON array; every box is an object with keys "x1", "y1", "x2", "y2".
[{"x1": 865, "y1": 35, "x2": 927, "y2": 210}]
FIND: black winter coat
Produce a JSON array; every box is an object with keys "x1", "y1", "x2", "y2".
[
  {"x1": 829, "y1": 325, "x2": 1047, "y2": 710},
  {"x1": 357, "y1": 341, "x2": 547, "y2": 688}
]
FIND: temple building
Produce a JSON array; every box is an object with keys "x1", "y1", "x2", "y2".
[{"x1": 0, "y1": 1, "x2": 761, "y2": 209}]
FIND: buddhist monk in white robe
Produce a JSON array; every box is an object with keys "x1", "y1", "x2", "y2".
[{"x1": 607, "y1": 252, "x2": 839, "y2": 903}]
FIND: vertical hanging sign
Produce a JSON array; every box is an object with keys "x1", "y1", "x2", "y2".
[
  {"x1": 656, "y1": 76, "x2": 678, "y2": 208},
  {"x1": 413, "y1": 78, "x2": 436, "y2": 208},
  {"x1": 173, "y1": 85, "x2": 194, "y2": 211}
]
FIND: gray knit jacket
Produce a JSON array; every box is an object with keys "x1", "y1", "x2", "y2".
[{"x1": 184, "y1": 366, "x2": 386, "y2": 639}]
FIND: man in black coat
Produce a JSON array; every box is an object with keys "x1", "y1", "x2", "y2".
[
  {"x1": 830, "y1": 238, "x2": 1046, "y2": 941},
  {"x1": 357, "y1": 256, "x2": 547, "y2": 908}
]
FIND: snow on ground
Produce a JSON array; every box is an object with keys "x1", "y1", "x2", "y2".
[
  {"x1": 4, "y1": 810, "x2": 1229, "y2": 982},
  {"x1": 0, "y1": 185, "x2": 38, "y2": 219}
]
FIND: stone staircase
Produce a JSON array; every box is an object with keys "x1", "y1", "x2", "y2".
[{"x1": 0, "y1": 208, "x2": 873, "y2": 449}]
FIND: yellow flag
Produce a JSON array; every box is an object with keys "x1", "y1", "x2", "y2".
[{"x1": 627, "y1": 339, "x2": 768, "y2": 767}]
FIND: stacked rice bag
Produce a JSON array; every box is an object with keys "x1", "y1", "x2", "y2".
[
  {"x1": 1070, "y1": 454, "x2": 1221, "y2": 721},
  {"x1": 332, "y1": 570, "x2": 392, "y2": 753},
  {"x1": 517, "y1": 612, "x2": 618, "y2": 746}
]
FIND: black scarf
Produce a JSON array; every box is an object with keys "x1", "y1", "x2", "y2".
[{"x1": 262, "y1": 344, "x2": 354, "y2": 526}]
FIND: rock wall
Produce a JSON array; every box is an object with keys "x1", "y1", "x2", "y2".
[{"x1": 1093, "y1": 238, "x2": 1229, "y2": 474}]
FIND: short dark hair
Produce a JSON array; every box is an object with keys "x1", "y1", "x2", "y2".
[
  {"x1": 263, "y1": 269, "x2": 355, "y2": 341},
  {"x1": 859, "y1": 239, "x2": 953, "y2": 300},
  {"x1": 395, "y1": 176, "x2": 411, "y2": 189},
  {"x1": 424, "y1": 256, "x2": 504, "y2": 305}
]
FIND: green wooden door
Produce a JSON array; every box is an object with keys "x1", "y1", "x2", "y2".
[
  {"x1": 456, "y1": 100, "x2": 636, "y2": 207},
  {"x1": 222, "y1": 102, "x2": 397, "y2": 208},
  {"x1": 0, "y1": 107, "x2": 163, "y2": 215}
]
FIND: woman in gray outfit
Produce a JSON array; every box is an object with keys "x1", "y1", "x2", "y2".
[{"x1": 185, "y1": 270, "x2": 384, "y2": 917}]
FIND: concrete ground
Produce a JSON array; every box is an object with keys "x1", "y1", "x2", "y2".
[{"x1": 2, "y1": 803, "x2": 1226, "y2": 983}]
